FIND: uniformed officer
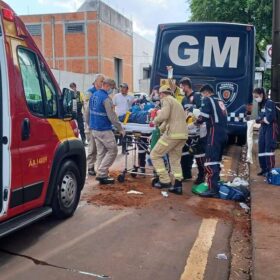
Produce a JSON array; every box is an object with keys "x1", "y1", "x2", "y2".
[
  {"x1": 179, "y1": 77, "x2": 206, "y2": 185},
  {"x1": 69, "y1": 82, "x2": 86, "y2": 145},
  {"x1": 196, "y1": 84, "x2": 228, "y2": 198},
  {"x1": 90, "y1": 78, "x2": 125, "y2": 185},
  {"x1": 253, "y1": 87, "x2": 279, "y2": 175},
  {"x1": 150, "y1": 85, "x2": 188, "y2": 195},
  {"x1": 85, "y1": 74, "x2": 105, "y2": 176}
]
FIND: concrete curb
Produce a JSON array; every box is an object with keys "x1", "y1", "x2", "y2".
[{"x1": 250, "y1": 146, "x2": 280, "y2": 280}]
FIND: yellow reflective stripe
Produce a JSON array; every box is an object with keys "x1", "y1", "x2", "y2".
[
  {"x1": 158, "y1": 139, "x2": 168, "y2": 146},
  {"x1": 170, "y1": 133, "x2": 187, "y2": 138},
  {"x1": 156, "y1": 168, "x2": 166, "y2": 173},
  {"x1": 174, "y1": 173, "x2": 183, "y2": 178}
]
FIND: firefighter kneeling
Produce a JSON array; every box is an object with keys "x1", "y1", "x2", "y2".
[{"x1": 150, "y1": 85, "x2": 188, "y2": 195}]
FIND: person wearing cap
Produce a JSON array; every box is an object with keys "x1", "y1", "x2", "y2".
[
  {"x1": 90, "y1": 78, "x2": 125, "y2": 185},
  {"x1": 150, "y1": 85, "x2": 188, "y2": 195},
  {"x1": 196, "y1": 84, "x2": 228, "y2": 198},
  {"x1": 85, "y1": 74, "x2": 105, "y2": 176},
  {"x1": 179, "y1": 77, "x2": 206, "y2": 185},
  {"x1": 113, "y1": 83, "x2": 134, "y2": 117}
]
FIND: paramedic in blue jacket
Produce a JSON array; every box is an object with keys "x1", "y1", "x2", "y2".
[
  {"x1": 253, "y1": 88, "x2": 279, "y2": 176},
  {"x1": 180, "y1": 77, "x2": 206, "y2": 185},
  {"x1": 196, "y1": 84, "x2": 228, "y2": 198}
]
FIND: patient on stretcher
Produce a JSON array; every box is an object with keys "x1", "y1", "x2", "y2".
[{"x1": 118, "y1": 100, "x2": 157, "y2": 124}]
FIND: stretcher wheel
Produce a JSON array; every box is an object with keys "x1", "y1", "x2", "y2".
[
  {"x1": 117, "y1": 174, "x2": 125, "y2": 183},
  {"x1": 131, "y1": 167, "x2": 138, "y2": 178},
  {"x1": 152, "y1": 177, "x2": 159, "y2": 187}
]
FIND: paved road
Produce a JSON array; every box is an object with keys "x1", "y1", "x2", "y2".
[{"x1": 0, "y1": 146, "x2": 241, "y2": 280}]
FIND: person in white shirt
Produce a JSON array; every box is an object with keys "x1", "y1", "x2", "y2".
[
  {"x1": 113, "y1": 83, "x2": 134, "y2": 153},
  {"x1": 113, "y1": 83, "x2": 134, "y2": 117}
]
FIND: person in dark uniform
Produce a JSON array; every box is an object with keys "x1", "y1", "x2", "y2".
[
  {"x1": 253, "y1": 87, "x2": 279, "y2": 176},
  {"x1": 196, "y1": 84, "x2": 228, "y2": 198},
  {"x1": 180, "y1": 77, "x2": 206, "y2": 184},
  {"x1": 70, "y1": 82, "x2": 86, "y2": 145}
]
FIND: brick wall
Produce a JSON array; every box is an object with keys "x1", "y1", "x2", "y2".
[{"x1": 20, "y1": 11, "x2": 133, "y2": 88}]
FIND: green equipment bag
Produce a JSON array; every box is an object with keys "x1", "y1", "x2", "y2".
[
  {"x1": 150, "y1": 127, "x2": 161, "y2": 150},
  {"x1": 192, "y1": 183, "x2": 208, "y2": 195}
]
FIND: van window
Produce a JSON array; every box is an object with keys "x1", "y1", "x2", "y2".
[
  {"x1": 18, "y1": 48, "x2": 44, "y2": 116},
  {"x1": 39, "y1": 60, "x2": 58, "y2": 117}
]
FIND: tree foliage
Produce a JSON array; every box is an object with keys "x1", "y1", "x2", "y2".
[{"x1": 188, "y1": 0, "x2": 272, "y2": 63}]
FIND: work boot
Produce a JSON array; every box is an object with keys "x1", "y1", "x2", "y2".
[
  {"x1": 140, "y1": 167, "x2": 146, "y2": 174},
  {"x1": 88, "y1": 168, "x2": 96, "y2": 176},
  {"x1": 98, "y1": 177, "x2": 115, "y2": 185},
  {"x1": 199, "y1": 189, "x2": 219, "y2": 198},
  {"x1": 182, "y1": 174, "x2": 192, "y2": 182},
  {"x1": 194, "y1": 176, "x2": 205, "y2": 185},
  {"x1": 152, "y1": 181, "x2": 172, "y2": 189},
  {"x1": 257, "y1": 170, "x2": 266, "y2": 176},
  {"x1": 168, "y1": 180, "x2": 183, "y2": 195}
]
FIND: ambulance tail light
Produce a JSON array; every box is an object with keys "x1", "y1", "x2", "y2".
[{"x1": 2, "y1": 8, "x2": 14, "y2": 22}]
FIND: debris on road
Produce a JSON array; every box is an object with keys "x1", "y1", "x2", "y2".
[
  {"x1": 216, "y1": 253, "x2": 228, "y2": 260},
  {"x1": 127, "y1": 190, "x2": 144, "y2": 195},
  {"x1": 239, "y1": 203, "x2": 250, "y2": 213},
  {"x1": 161, "y1": 191, "x2": 169, "y2": 198}
]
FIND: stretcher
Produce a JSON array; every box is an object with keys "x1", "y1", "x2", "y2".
[{"x1": 116, "y1": 123, "x2": 156, "y2": 182}]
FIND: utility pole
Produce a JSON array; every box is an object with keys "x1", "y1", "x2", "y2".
[
  {"x1": 271, "y1": 0, "x2": 280, "y2": 103},
  {"x1": 271, "y1": 0, "x2": 280, "y2": 142}
]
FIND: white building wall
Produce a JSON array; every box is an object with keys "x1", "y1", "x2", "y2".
[
  {"x1": 133, "y1": 32, "x2": 154, "y2": 93},
  {"x1": 51, "y1": 69, "x2": 96, "y2": 93}
]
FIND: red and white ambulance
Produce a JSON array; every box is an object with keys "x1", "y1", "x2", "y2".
[{"x1": 0, "y1": 1, "x2": 86, "y2": 237}]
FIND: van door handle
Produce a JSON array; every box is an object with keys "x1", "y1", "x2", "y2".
[{"x1": 21, "y1": 118, "x2": 30, "y2": 141}]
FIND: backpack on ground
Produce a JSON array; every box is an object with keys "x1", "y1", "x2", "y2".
[
  {"x1": 218, "y1": 184, "x2": 250, "y2": 201},
  {"x1": 266, "y1": 168, "x2": 280, "y2": 186}
]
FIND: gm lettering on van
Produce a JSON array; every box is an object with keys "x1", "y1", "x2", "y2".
[{"x1": 168, "y1": 35, "x2": 240, "y2": 68}]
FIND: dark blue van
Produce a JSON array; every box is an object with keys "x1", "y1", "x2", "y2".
[{"x1": 150, "y1": 22, "x2": 255, "y2": 142}]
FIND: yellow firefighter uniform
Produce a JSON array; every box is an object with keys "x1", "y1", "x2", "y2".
[{"x1": 150, "y1": 88, "x2": 188, "y2": 184}]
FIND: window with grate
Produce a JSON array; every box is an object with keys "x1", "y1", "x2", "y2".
[
  {"x1": 65, "y1": 23, "x2": 84, "y2": 34},
  {"x1": 26, "y1": 24, "x2": 42, "y2": 36}
]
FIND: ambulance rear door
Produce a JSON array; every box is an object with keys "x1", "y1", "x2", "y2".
[{"x1": 0, "y1": 14, "x2": 12, "y2": 217}]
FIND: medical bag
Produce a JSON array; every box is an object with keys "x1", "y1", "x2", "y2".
[{"x1": 266, "y1": 168, "x2": 280, "y2": 186}]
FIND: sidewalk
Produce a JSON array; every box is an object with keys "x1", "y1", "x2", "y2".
[{"x1": 251, "y1": 144, "x2": 280, "y2": 280}]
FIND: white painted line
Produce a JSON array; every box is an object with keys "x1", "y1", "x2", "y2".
[
  {"x1": 180, "y1": 218, "x2": 218, "y2": 280},
  {"x1": 1, "y1": 211, "x2": 131, "y2": 280}
]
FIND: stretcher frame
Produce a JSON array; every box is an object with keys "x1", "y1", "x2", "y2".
[{"x1": 116, "y1": 123, "x2": 156, "y2": 182}]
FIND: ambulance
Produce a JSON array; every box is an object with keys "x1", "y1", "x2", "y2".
[{"x1": 0, "y1": 1, "x2": 86, "y2": 237}]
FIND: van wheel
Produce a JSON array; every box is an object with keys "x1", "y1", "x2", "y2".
[
  {"x1": 237, "y1": 135, "x2": 247, "y2": 146},
  {"x1": 51, "y1": 160, "x2": 81, "y2": 219},
  {"x1": 227, "y1": 135, "x2": 236, "y2": 145}
]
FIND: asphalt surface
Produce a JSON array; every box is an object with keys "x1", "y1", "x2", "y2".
[{"x1": 0, "y1": 146, "x2": 242, "y2": 280}]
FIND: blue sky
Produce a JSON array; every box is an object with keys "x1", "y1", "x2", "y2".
[{"x1": 5, "y1": 0, "x2": 190, "y2": 41}]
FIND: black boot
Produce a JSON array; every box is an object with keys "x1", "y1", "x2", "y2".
[
  {"x1": 152, "y1": 181, "x2": 172, "y2": 189},
  {"x1": 88, "y1": 167, "x2": 96, "y2": 176},
  {"x1": 194, "y1": 176, "x2": 205, "y2": 185},
  {"x1": 140, "y1": 167, "x2": 146, "y2": 174},
  {"x1": 168, "y1": 180, "x2": 183, "y2": 195},
  {"x1": 199, "y1": 189, "x2": 219, "y2": 198},
  {"x1": 257, "y1": 170, "x2": 267, "y2": 176},
  {"x1": 98, "y1": 177, "x2": 115, "y2": 185}
]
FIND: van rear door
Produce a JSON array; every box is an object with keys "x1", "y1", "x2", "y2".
[{"x1": 0, "y1": 13, "x2": 12, "y2": 217}]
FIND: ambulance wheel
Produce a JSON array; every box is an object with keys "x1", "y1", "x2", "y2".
[
  {"x1": 131, "y1": 167, "x2": 138, "y2": 178},
  {"x1": 51, "y1": 160, "x2": 81, "y2": 219},
  {"x1": 152, "y1": 177, "x2": 159, "y2": 187},
  {"x1": 117, "y1": 174, "x2": 125, "y2": 183}
]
